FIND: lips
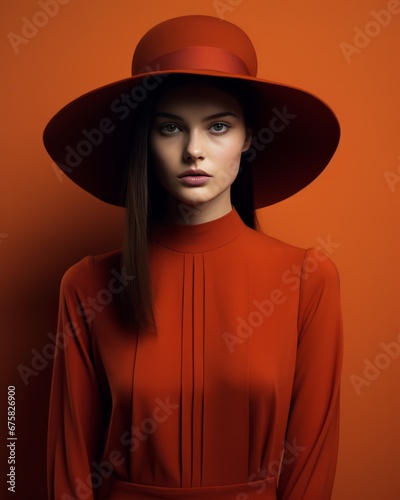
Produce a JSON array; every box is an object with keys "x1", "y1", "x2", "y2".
[
  {"x1": 178, "y1": 169, "x2": 211, "y2": 178},
  {"x1": 178, "y1": 169, "x2": 211, "y2": 186}
]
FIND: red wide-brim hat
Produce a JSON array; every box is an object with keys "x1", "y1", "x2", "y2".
[{"x1": 43, "y1": 15, "x2": 340, "y2": 208}]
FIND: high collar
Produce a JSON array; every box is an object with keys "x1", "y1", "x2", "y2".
[{"x1": 149, "y1": 207, "x2": 247, "y2": 253}]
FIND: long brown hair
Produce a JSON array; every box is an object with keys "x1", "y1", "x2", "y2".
[{"x1": 120, "y1": 75, "x2": 257, "y2": 331}]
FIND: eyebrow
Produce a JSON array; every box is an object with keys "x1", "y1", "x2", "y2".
[{"x1": 153, "y1": 111, "x2": 238, "y2": 121}]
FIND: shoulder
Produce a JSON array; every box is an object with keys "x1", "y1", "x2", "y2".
[
  {"x1": 241, "y1": 227, "x2": 341, "y2": 298},
  {"x1": 60, "y1": 249, "x2": 122, "y2": 295},
  {"x1": 240, "y1": 225, "x2": 308, "y2": 265},
  {"x1": 301, "y1": 247, "x2": 340, "y2": 292}
]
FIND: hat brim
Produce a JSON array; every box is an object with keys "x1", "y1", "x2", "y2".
[{"x1": 43, "y1": 69, "x2": 340, "y2": 208}]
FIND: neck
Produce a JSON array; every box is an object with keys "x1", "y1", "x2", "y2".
[{"x1": 162, "y1": 195, "x2": 233, "y2": 225}]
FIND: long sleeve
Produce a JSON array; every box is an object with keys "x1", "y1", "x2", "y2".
[
  {"x1": 47, "y1": 256, "x2": 107, "y2": 500},
  {"x1": 277, "y1": 249, "x2": 343, "y2": 499}
]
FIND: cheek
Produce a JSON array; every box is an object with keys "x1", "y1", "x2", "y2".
[
  {"x1": 151, "y1": 137, "x2": 180, "y2": 166},
  {"x1": 216, "y1": 142, "x2": 244, "y2": 178},
  {"x1": 150, "y1": 145, "x2": 179, "y2": 191}
]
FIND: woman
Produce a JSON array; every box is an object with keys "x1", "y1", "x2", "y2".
[{"x1": 44, "y1": 15, "x2": 343, "y2": 500}]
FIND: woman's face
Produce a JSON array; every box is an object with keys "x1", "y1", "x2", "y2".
[{"x1": 149, "y1": 82, "x2": 251, "y2": 214}]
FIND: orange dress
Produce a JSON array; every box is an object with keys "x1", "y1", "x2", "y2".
[{"x1": 47, "y1": 208, "x2": 343, "y2": 500}]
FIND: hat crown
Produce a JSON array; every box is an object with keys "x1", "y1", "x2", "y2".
[{"x1": 131, "y1": 15, "x2": 258, "y2": 77}]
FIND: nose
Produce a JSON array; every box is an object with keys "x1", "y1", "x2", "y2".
[{"x1": 184, "y1": 130, "x2": 205, "y2": 161}]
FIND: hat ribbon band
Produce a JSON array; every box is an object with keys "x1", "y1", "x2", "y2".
[{"x1": 142, "y1": 46, "x2": 251, "y2": 76}]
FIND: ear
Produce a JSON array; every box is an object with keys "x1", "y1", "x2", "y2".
[{"x1": 242, "y1": 127, "x2": 252, "y2": 152}]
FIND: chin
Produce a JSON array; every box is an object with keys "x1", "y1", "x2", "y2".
[
  {"x1": 171, "y1": 188, "x2": 211, "y2": 206},
  {"x1": 183, "y1": 193, "x2": 217, "y2": 206}
]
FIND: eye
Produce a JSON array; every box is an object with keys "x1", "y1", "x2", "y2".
[
  {"x1": 160, "y1": 123, "x2": 181, "y2": 135},
  {"x1": 209, "y1": 122, "x2": 230, "y2": 134}
]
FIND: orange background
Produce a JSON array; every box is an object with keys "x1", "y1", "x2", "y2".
[{"x1": 1, "y1": 0, "x2": 399, "y2": 498}]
